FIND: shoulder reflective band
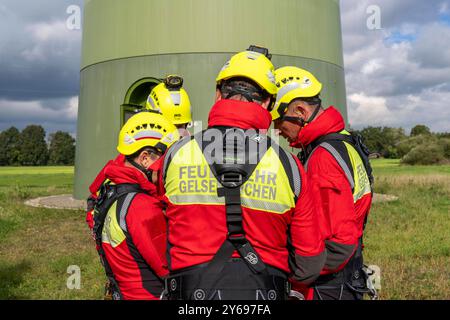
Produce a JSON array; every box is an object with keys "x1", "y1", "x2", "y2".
[
  {"x1": 305, "y1": 141, "x2": 372, "y2": 202},
  {"x1": 118, "y1": 192, "x2": 137, "y2": 233},
  {"x1": 320, "y1": 142, "x2": 355, "y2": 190},
  {"x1": 305, "y1": 142, "x2": 354, "y2": 190}
]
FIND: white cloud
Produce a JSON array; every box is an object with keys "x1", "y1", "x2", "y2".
[
  {"x1": 361, "y1": 59, "x2": 383, "y2": 75},
  {"x1": 348, "y1": 90, "x2": 450, "y2": 132},
  {"x1": 0, "y1": 96, "x2": 78, "y2": 133},
  {"x1": 67, "y1": 96, "x2": 79, "y2": 120},
  {"x1": 0, "y1": 0, "x2": 82, "y2": 102},
  {"x1": 342, "y1": 0, "x2": 450, "y2": 132},
  {"x1": 21, "y1": 20, "x2": 80, "y2": 62},
  {"x1": 27, "y1": 20, "x2": 68, "y2": 42},
  {"x1": 409, "y1": 22, "x2": 450, "y2": 68},
  {"x1": 348, "y1": 93, "x2": 391, "y2": 127}
]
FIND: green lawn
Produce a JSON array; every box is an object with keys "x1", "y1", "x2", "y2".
[
  {"x1": 0, "y1": 162, "x2": 449, "y2": 299},
  {"x1": 366, "y1": 159, "x2": 450, "y2": 299},
  {"x1": 0, "y1": 166, "x2": 103, "y2": 299}
]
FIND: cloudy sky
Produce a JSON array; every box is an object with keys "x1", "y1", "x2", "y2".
[{"x1": 0, "y1": 0, "x2": 449, "y2": 136}]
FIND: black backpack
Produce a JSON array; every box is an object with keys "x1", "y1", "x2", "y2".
[{"x1": 300, "y1": 131, "x2": 374, "y2": 189}]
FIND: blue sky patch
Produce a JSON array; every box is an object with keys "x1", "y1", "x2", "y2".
[{"x1": 384, "y1": 31, "x2": 417, "y2": 44}]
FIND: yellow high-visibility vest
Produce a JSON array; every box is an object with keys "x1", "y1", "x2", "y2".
[{"x1": 163, "y1": 132, "x2": 301, "y2": 214}]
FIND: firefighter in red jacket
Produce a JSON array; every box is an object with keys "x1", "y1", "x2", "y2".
[
  {"x1": 87, "y1": 111, "x2": 179, "y2": 300},
  {"x1": 160, "y1": 46, "x2": 326, "y2": 300},
  {"x1": 272, "y1": 66, "x2": 375, "y2": 300}
]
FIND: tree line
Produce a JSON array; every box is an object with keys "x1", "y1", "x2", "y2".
[
  {"x1": 354, "y1": 124, "x2": 450, "y2": 165},
  {"x1": 0, "y1": 125, "x2": 75, "y2": 166},
  {"x1": 0, "y1": 123, "x2": 448, "y2": 167}
]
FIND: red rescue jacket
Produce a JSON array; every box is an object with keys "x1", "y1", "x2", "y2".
[
  {"x1": 290, "y1": 106, "x2": 373, "y2": 299},
  {"x1": 87, "y1": 155, "x2": 168, "y2": 300}
]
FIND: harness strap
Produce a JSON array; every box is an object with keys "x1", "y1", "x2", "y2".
[
  {"x1": 93, "y1": 183, "x2": 144, "y2": 300},
  {"x1": 218, "y1": 185, "x2": 267, "y2": 274}
]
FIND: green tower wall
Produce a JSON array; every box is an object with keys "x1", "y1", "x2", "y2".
[{"x1": 75, "y1": 0, "x2": 346, "y2": 199}]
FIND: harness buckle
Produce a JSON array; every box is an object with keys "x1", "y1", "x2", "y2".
[
  {"x1": 220, "y1": 172, "x2": 243, "y2": 188},
  {"x1": 228, "y1": 233, "x2": 246, "y2": 243}
]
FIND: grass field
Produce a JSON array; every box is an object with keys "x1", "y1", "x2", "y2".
[
  {"x1": 0, "y1": 166, "x2": 103, "y2": 299},
  {"x1": 0, "y1": 160, "x2": 449, "y2": 300},
  {"x1": 365, "y1": 159, "x2": 450, "y2": 299}
]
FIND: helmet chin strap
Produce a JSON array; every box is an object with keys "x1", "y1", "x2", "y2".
[
  {"x1": 129, "y1": 159, "x2": 153, "y2": 181},
  {"x1": 306, "y1": 104, "x2": 321, "y2": 123},
  {"x1": 281, "y1": 104, "x2": 321, "y2": 127},
  {"x1": 281, "y1": 116, "x2": 305, "y2": 127}
]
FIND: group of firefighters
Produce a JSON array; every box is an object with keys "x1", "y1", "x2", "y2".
[{"x1": 85, "y1": 45, "x2": 376, "y2": 301}]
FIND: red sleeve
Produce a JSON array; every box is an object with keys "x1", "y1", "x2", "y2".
[
  {"x1": 291, "y1": 163, "x2": 325, "y2": 256},
  {"x1": 126, "y1": 194, "x2": 169, "y2": 278},
  {"x1": 289, "y1": 158, "x2": 326, "y2": 284},
  {"x1": 307, "y1": 148, "x2": 358, "y2": 273}
]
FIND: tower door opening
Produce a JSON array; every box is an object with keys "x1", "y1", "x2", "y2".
[{"x1": 121, "y1": 77, "x2": 161, "y2": 126}]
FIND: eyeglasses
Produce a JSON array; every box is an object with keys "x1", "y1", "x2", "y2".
[{"x1": 143, "y1": 147, "x2": 163, "y2": 160}]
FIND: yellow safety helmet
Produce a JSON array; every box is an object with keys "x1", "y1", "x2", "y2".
[
  {"x1": 117, "y1": 111, "x2": 179, "y2": 156},
  {"x1": 146, "y1": 75, "x2": 192, "y2": 125},
  {"x1": 271, "y1": 66, "x2": 323, "y2": 120},
  {"x1": 216, "y1": 46, "x2": 277, "y2": 96}
]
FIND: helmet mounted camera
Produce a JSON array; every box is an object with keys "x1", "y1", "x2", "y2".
[
  {"x1": 247, "y1": 45, "x2": 272, "y2": 61},
  {"x1": 164, "y1": 75, "x2": 184, "y2": 91}
]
